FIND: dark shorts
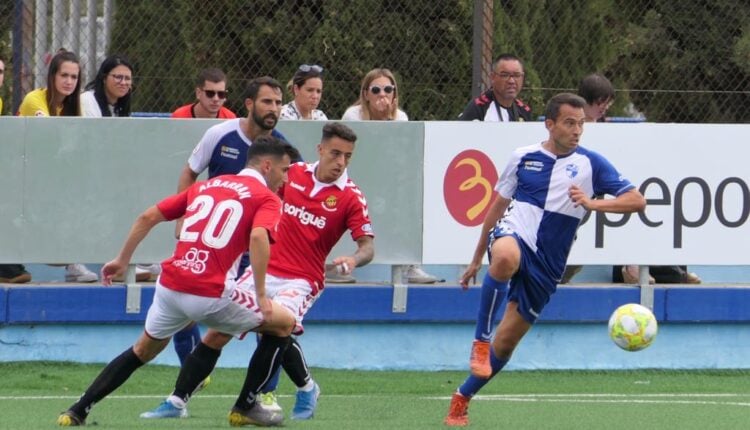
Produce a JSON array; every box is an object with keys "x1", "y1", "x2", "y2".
[{"x1": 489, "y1": 226, "x2": 556, "y2": 324}]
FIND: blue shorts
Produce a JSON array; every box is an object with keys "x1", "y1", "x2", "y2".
[{"x1": 488, "y1": 226, "x2": 557, "y2": 324}]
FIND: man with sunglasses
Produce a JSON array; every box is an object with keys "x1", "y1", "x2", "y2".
[
  {"x1": 458, "y1": 53, "x2": 532, "y2": 122},
  {"x1": 172, "y1": 67, "x2": 236, "y2": 119}
]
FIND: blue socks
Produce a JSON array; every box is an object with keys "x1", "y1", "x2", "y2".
[
  {"x1": 174, "y1": 324, "x2": 202, "y2": 366},
  {"x1": 458, "y1": 347, "x2": 508, "y2": 397},
  {"x1": 474, "y1": 272, "x2": 508, "y2": 341}
]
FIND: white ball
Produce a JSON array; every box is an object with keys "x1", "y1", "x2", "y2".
[{"x1": 608, "y1": 303, "x2": 658, "y2": 351}]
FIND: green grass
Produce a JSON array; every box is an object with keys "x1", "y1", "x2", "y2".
[{"x1": 1, "y1": 362, "x2": 749, "y2": 429}]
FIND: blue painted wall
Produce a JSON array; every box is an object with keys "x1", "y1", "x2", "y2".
[{"x1": 1, "y1": 285, "x2": 749, "y2": 370}]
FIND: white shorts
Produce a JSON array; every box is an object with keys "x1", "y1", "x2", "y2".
[
  {"x1": 237, "y1": 272, "x2": 318, "y2": 334},
  {"x1": 144, "y1": 281, "x2": 264, "y2": 340}
]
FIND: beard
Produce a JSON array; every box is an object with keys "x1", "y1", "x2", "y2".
[{"x1": 253, "y1": 110, "x2": 278, "y2": 130}]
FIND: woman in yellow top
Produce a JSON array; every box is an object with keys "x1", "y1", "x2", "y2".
[
  {"x1": 19, "y1": 50, "x2": 82, "y2": 117},
  {"x1": 17, "y1": 50, "x2": 97, "y2": 283}
]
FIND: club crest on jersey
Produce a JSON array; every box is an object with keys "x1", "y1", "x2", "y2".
[
  {"x1": 321, "y1": 195, "x2": 338, "y2": 212},
  {"x1": 565, "y1": 164, "x2": 579, "y2": 178}
]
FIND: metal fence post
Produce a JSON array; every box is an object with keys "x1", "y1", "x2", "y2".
[{"x1": 471, "y1": 0, "x2": 493, "y2": 98}]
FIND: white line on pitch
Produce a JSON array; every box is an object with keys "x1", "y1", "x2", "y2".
[{"x1": 2, "y1": 393, "x2": 749, "y2": 402}]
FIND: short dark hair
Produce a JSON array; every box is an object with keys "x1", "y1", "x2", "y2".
[
  {"x1": 246, "y1": 134, "x2": 295, "y2": 165},
  {"x1": 545, "y1": 93, "x2": 586, "y2": 121},
  {"x1": 197, "y1": 67, "x2": 226, "y2": 87},
  {"x1": 578, "y1": 73, "x2": 615, "y2": 105},
  {"x1": 284, "y1": 143, "x2": 303, "y2": 163},
  {"x1": 493, "y1": 53, "x2": 524, "y2": 71},
  {"x1": 321, "y1": 122, "x2": 357, "y2": 143},
  {"x1": 245, "y1": 76, "x2": 283, "y2": 101}
]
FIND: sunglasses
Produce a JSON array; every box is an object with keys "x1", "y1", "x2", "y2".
[
  {"x1": 369, "y1": 85, "x2": 395, "y2": 95},
  {"x1": 201, "y1": 89, "x2": 228, "y2": 99},
  {"x1": 298, "y1": 64, "x2": 323, "y2": 73}
]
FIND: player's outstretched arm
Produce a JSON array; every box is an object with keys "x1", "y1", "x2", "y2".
[
  {"x1": 460, "y1": 194, "x2": 511, "y2": 289},
  {"x1": 102, "y1": 206, "x2": 166, "y2": 285},
  {"x1": 569, "y1": 186, "x2": 646, "y2": 214},
  {"x1": 249, "y1": 226, "x2": 272, "y2": 320},
  {"x1": 174, "y1": 165, "x2": 200, "y2": 238}
]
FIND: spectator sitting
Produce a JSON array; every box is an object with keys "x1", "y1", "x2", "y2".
[
  {"x1": 280, "y1": 64, "x2": 328, "y2": 120},
  {"x1": 458, "y1": 53, "x2": 531, "y2": 122},
  {"x1": 79, "y1": 54, "x2": 158, "y2": 282},
  {"x1": 340, "y1": 68, "x2": 437, "y2": 284},
  {"x1": 172, "y1": 67, "x2": 236, "y2": 119},
  {"x1": 571, "y1": 73, "x2": 701, "y2": 285},
  {"x1": 81, "y1": 54, "x2": 133, "y2": 117},
  {"x1": 341, "y1": 68, "x2": 408, "y2": 121},
  {"x1": 17, "y1": 50, "x2": 97, "y2": 282},
  {"x1": 561, "y1": 72, "x2": 616, "y2": 284}
]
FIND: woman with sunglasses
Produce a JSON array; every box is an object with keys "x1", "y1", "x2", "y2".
[
  {"x1": 342, "y1": 68, "x2": 408, "y2": 121},
  {"x1": 280, "y1": 64, "x2": 328, "y2": 121},
  {"x1": 81, "y1": 55, "x2": 133, "y2": 117}
]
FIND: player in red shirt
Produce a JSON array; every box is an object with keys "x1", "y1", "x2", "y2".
[
  {"x1": 57, "y1": 136, "x2": 297, "y2": 427},
  {"x1": 143, "y1": 122, "x2": 375, "y2": 422}
]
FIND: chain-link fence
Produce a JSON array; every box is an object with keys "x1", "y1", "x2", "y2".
[{"x1": 1, "y1": 0, "x2": 749, "y2": 122}]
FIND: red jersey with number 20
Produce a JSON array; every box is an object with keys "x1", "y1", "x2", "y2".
[
  {"x1": 156, "y1": 169, "x2": 281, "y2": 298},
  {"x1": 268, "y1": 162, "x2": 373, "y2": 295}
]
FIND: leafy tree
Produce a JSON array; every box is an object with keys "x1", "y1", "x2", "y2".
[
  {"x1": 96, "y1": 0, "x2": 750, "y2": 122},
  {"x1": 611, "y1": 0, "x2": 750, "y2": 122}
]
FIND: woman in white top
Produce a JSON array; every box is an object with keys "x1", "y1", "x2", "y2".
[
  {"x1": 342, "y1": 68, "x2": 408, "y2": 121},
  {"x1": 80, "y1": 55, "x2": 133, "y2": 117},
  {"x1": 280, "y1": 64, "x2": 328, "y2": 120}
]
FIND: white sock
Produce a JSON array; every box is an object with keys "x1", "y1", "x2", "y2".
[
  {"x1": 167, "y1": 395, "x2": 186, "y2": 409},
  {"x1": 299, "y1": 380, "x2": 315, "y2": 392}
]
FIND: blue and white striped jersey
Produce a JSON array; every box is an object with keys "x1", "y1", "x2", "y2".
[
  {"x1": 187, "y1": 119, "x2": 288, "y2": 179},
  {"x1": 496, "y1": 143, "x2": 634, "y2": 276}
]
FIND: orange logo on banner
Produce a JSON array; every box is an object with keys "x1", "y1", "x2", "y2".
[{"x1": 443, "y1": 149, "x2": 498, "y2": 227}]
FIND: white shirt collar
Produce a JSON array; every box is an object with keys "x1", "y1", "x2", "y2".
[
  {"x1": 305, "y1": 161, "x2": 348, "y2": 190},
  {"x1": 238, "y1": 168, "x2": 267, "y2": 186}
]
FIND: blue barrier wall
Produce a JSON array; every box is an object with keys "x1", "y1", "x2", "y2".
[{"x1": 1, "y1": 285, "x2": 749, "y2": 370}]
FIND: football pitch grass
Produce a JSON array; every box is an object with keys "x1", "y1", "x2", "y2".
[{"x1": 1, "y1": 362, "x2": 749, "y2": 429}]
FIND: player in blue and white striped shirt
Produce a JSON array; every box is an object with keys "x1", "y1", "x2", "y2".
[{"x1": 445, "y1": 93, "x2": 647, "y2": 427}]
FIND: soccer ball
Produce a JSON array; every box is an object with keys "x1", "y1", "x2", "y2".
[{"x1": 608, "y1": 303, "x2": 658, "y2": 351}]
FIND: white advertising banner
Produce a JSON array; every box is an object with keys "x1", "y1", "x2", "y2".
[{"x1": 423, "y1": 122, "x2": 750, "y2": 265}]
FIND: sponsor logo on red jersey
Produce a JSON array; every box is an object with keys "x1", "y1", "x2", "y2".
[{"x1": 284, "y1": 202, "x2": 327, "y2": 228}]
